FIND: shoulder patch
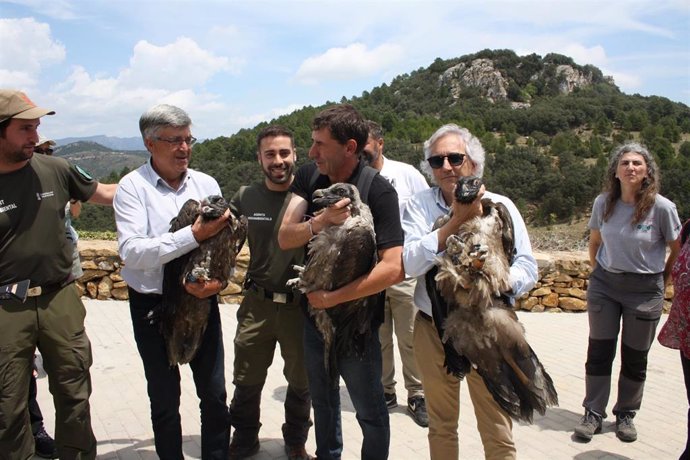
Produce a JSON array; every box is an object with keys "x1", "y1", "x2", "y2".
[{"x1": 76, "y1": 165, "x2": 93, "y2": 180}]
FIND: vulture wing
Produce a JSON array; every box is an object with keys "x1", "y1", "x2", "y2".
[{"x1": 433, "y1": 177, "x2": 558, "y2": 423}]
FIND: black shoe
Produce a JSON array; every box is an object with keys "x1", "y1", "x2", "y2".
[
  {"x1": 34, "y1": 427, "x2": 58, "y2": 459},
  {"x1": 616, "y1": 412, "x2": 637, "y2": 442},
  {"x1": 407, "y1": 396, "x2": 429, "y2": 427},
  {"x1": 574, "y1": 409, "x2": 603, "y2": 441},
  {"x1": 228, "y1": 438, "x2": 260, "y2": 459},
  {"x1": 384, "y1": 392, "x2": 397, "y2": 409}
]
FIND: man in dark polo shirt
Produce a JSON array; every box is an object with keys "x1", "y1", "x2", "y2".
[
  {"x1": 278, "y1": 104, "x2": 405, "y2": 460},
  {"x1": 228, "y1": 126, "x2": 312, "y2": 460},
  {"x1": 0, "y1": 89, "x2": 116, "y2": 459}
]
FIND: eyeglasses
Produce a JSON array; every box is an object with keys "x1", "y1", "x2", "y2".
[
  {"x1": 427, "y1": 152, "x2": 465, "y2": 169},
  {"x1": 35, "y1": 147, "x2": 54, "y2": 155},
  {"x1": 154, "y1": 136, "x2": 197, "y2": 147}
]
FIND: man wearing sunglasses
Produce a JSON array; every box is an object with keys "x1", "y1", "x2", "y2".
[{"x1": 401, "y1": 124, "x2": 538, "y2": 459}]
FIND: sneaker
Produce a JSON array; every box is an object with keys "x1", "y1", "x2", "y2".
[
  {"x1": 284, "y1": 444, "x2": 315, "y2": 460},
  {"x1": 407, "y1": 396, "x2": 429, "y2": 427},
  {"x1": 34, "y1": 427, "x2": 58, "y2": 459},
  {"x1": 384, "y1": 392, "x2": 397, "y2": 409},
  {"x1": 574, "y1": 409, "x2": 603, "y2": 441},
  {"x1": 616, "y1": 412, "x2": 637, "y2": 442},
  {"x1": 228, "y1": 438, "x2": 260, "y2": 459}
]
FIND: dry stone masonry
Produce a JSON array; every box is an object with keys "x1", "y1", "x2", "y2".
[{"x1": 76, "y1": 242, "x2": 674, "y2": 312}]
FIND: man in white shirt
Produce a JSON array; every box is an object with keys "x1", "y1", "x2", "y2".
[
  {"x1": 363, "y1": 120, "x2": 430, "y2": 427},
  {"x1": 114, "y1": 104, "x2": 231, "y2": 460}
]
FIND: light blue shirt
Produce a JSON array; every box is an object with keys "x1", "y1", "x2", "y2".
[
  {"x1": 114, "y1": 160, "x2": 222, "y2": 294},
  {"x1": 402, "y1": 187, "x2": 538, "y2": 315}
]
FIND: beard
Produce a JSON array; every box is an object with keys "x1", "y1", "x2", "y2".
[
  {"x1": 263, "y1": 162, "x2": 294, "y2": 185},
  {"x1": 362, "y1": 149, "x2": 380, "y2": 166},
  {"x1": 1, "y1": 144, "x2": 34, "y2": 164}
]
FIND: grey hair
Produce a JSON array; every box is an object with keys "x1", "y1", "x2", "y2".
[
  {"x1": 139, "y1": 104, "x2": 192, "y2": 141},
  {"x1": 420, "y1": 124, "x2": 485, "y2": 183}
]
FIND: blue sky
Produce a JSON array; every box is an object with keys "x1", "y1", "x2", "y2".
[{"x1": 1, "y1": 0, "x2": 689, "y2": 141}]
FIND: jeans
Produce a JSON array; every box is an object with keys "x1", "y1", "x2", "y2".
[
  {"x1": 128, "y1": 288, "x2": 229, "y2": 460},
  {"x1": 303, "y1": 317, "x2": 389, "y2": 460}
]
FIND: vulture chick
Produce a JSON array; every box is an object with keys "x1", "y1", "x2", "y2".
[
  {"x1": 161, "y1": 195, "x2": 247, "y2": 366},
  {"x1": 432, "y1": 176, "x2": 558, "y2": 423},
  {"x1": 288, "y1": 183, "x2": 378, "y2": 385}
]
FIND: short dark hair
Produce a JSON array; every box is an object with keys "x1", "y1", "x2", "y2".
[
  {"x1": 365, "y1": 120, "x2": 383, "y2": 141},
  {"x1": 312, "y1": 104, "x2": 368, "y2": 154},
  {"x1": 0, "y1": 118, "x2": 10, "y2": 137},
  {"x1": 256, "y1": 125, "x2": 294, "y2": 151}
]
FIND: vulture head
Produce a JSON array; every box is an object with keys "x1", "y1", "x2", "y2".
[
  {"x1": 454, "y1": 175, "x2": 483, "y2": 204},
  {"x1": 199, "y1": 195, "x2": 228, "y2": 220},
  {"x1": 312, "y1": 183, "x2": 364, "y2": 216}
]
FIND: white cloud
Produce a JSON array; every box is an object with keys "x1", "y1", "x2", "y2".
[
  {"x1": 0, "y1": 17, "x2": 65, "y2": 87},
  {"x1": 118, "y1": 37, "x2": 243, "y2": 90},
  {"x1": 295, "y1": 42, "x2": 405, "y2": 84}
]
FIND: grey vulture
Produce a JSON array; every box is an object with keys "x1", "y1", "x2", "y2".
[
  {"x1": 430, "y1": 176, "x2": 558, "y2": 423},
  {"x1": 288, "y1": 183, "x2": 378, "y2": 385},
  {"x1": 161, "y1": 195, "x2": 247, "y2": 366}
]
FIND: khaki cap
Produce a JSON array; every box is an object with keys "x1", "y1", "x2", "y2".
[{"x1": 0, "y1": 89, "x2": 55, "y2": 124}]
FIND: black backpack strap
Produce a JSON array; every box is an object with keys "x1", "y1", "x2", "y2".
[
  {"x1": 309, "y1": 167, "x2": 322, "y2": 191},
  {"x1": 355, "y1": 165, "x2": 378, "y2": 205}
]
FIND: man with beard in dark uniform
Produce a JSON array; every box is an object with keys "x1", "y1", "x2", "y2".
[{"x1": 228, "y1": 126, "x2": 313, "y2": 460}]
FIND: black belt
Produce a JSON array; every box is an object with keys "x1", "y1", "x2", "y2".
[
  {"x1": 249, "y1": 283, "x2": 294, "y2": 304},
  {"x1": 419, "y1": 311, "x2": 432, "y2": 322}
]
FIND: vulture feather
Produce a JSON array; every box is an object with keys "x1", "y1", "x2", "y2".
[
  {"x1": 288, "y1": 183, "x2": 378, "y2": 386},
  {"x1": 161, "y1": 195, "x2": 247, "y2": 366},
  {"x1": 432, "y1": 176, "x2": 558, "y2": 423}
]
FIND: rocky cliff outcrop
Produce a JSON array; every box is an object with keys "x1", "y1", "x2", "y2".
[
  {"x1": 439, "y1": 58, "x2": 509, "y2": 102},
  {"x1": 439, "y1": 58, "x2": 600, "y2": 104}
]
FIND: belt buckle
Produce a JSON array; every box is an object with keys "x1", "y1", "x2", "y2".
[
  {"x1": 27, "y1": 286, "x2": 42, "y2": 297},
  {"x1": 273, "y1": 292, "x2": 287, "y2": 304}
]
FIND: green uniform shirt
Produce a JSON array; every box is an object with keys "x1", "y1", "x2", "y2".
[
  {"x1": 231, "y1": 181, "x2": 303, "y2": 293},
  {"x1": 0, "y1": 154, "x2": 97, "y2": 286}
]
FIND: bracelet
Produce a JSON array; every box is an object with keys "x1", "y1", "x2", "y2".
[{"x1": 307, "y1": 219, "x2": 315, "y2": 237}]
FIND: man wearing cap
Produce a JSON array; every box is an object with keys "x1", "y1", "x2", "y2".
[{"x1": 0, "y1": 89, "x2": 117, "y2": 459}]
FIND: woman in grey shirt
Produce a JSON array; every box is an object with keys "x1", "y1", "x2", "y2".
[{"x1": 574, "y1": 142, "x2": 681, "y2": 443}]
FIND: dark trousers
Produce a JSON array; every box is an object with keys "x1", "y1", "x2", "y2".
[
  {"x1": 303, "y1": 318, "x2": 389, "y2": 460},
  {"x1": 128, "y1": 288, "x2": 229, "y2": 460},
  {"x1": 231, "y1": 290, "x2": 311, "y2": 448},
  {"x1": 583, "y1": 266, "x2": 662, "y2": 417},
  {"x1": 0, "y1": 283, "x2": 96, "y2": 460}
]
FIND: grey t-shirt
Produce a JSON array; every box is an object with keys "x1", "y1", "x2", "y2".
[{"x1": 589, "y1": 193, "x2": 681, "y2": 274}]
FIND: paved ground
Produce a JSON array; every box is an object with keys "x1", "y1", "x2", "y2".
[{"x1": 33, "y1": 300, "x2": 687, "y2": 460}]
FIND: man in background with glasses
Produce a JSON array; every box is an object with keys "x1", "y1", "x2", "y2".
[
  {"x1": 114, "y1": 104, "x2": 231, "y2": 459},
  {"x1": 401, "y1": 124, "x2": 537, "y2": 459},
  {"x1": 362, "y1": 120, "x2": 430, "y2": 427}
]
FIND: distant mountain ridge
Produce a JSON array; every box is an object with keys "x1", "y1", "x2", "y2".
[
  {"x1": 54, "y1": 141, "x2": 148, "y2": 179},
  {"x1": 55, "y1": 135, "x2": 144, "y2": 151}
]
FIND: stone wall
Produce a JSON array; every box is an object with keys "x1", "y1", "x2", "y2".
[{"x1": 77, "y1": 242, "x2": 674, "y2": 311}]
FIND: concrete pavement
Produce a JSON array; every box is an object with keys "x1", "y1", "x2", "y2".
[{"x1": 33, "y1": 300, "x2": 687, "y2": 459}]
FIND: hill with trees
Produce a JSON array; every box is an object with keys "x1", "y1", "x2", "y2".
[{"x1": 75, "y1": 49, "x2": 690, "y2": 236}]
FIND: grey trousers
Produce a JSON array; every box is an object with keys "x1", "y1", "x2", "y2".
[{"x1": 583, "y1": 265, "x2": 663, "y2": 418}]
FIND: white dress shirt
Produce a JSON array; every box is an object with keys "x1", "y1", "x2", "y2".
[
  {"x1": 402, "y1": 187, "x2": 538, "y2": 315},
  {"x1": 114, "y1": 160, "x2": 222, "y2": 294}
]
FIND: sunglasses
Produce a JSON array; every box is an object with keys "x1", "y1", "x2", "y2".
[{"x1": 427, "y1": 152, "x2": 465, "y2": 169}]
